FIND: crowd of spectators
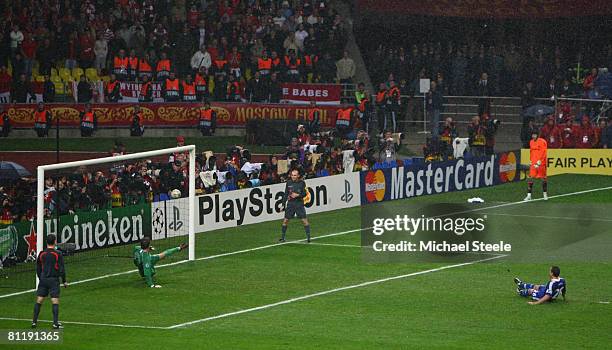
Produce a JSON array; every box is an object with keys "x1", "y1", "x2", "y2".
[
  {"x1": 366, "y1": 41, "x2": 612, "y2": 99},
  {"x1": 520, "y1": 107, "x2": 611, "y2": 150},
  {"x1": 0, "y1": 121, "x2": 406, "y2": 224},
  {"x1": 362, "y1": 40, "x2": 612, "y2": 150},
  {"x1": 0, "y1": 0, "x2": 355, "y2": 104}
]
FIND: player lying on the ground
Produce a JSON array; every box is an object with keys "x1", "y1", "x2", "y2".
[
  {"x1": 514, "y1": 266, "x2": 566, "y2": 305},
  {"x1": 133, "y1": 237, "x2": 187, "y2": 288}
]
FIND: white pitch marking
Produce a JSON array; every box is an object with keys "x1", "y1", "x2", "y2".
[
  {"x1": 166, "y1": 254, "x2": 507, "y2": 329},
  {"x1": 438, "y1": 186, "x2": 612, "y2": 218},
  {"x1": 0, "y1": 228, "x2": 364, "y2": 299},
  {"x1": 481, "y1": 212, "x2": 612, "y2": 222},
  {"x1": 2, "y1": 185, "x2": 610, "y2": 300},
  {"x1": 0, "y1": 317, "x2": 165, "y2": 329}
]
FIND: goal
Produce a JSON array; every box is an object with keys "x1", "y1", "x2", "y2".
[{"x1": 32, "y1": 146, "x2": 196, "y2": 287}]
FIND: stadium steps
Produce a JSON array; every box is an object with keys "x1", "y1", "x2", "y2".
[{"x1": 333, "y1": 0, "x2": 375, "y2": 95}]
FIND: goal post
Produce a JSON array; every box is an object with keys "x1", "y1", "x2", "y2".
[{"x1": 36, "y1": 145, "x2": 196, "y2": 286}]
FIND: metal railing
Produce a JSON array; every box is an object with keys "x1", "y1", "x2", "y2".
[
  {"x1": 2, "y1": 81, "x2": 359, "y2": 105},
  {"x1": 553, "y1": 96, "x2": 612, "y2": 124}
]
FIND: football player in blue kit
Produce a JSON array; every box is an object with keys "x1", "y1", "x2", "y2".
[{"x1": 514, "y1": 266, "x2": 566, "y2": 305}]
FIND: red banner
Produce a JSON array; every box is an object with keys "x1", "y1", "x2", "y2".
[
  {"x1": 357, "y1": 0, "x2": 612, "y2": 18},
  {"x1": 5, "y1": 102, "x2": 340, "y2": 128},
  {"x1": 83, "y1": 81, "x2": 340, "y2": 105},
  {"x1": 281, "y1": 83, "x2": 341, "y2": 104}
]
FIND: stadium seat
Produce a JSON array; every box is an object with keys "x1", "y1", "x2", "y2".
[
  {"x1": 53, "y1": 81, "x2": 65, "y2": 95},
  {"x1": 59, "y1": 68, "x2": 73, "y2": 82},
  {"x1": 85, "y1": 68, "x2": 99, "y2": 81},
  {"x1": 50, "y1": 67, "x2": 59, "y2": 77},
  {"x1": 208, "y1": 78, "x2": 215, "y2": 94},
  {"x1": 72, "y1": 68, "x2": 84, "y2": 81},
  {"x1": 100, "y1": 75, "x2": 110, "y2": 82},
  {"x1": 34, "y1": 75, "x2": 45, "y2": 82}
]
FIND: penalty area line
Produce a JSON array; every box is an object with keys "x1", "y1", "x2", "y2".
[
  {"x1": 0, "y1": 228, "x2": 365, "y2": 300},
  {"x1": 166, "y1": 254, "x2": 507, "y2": 329}
]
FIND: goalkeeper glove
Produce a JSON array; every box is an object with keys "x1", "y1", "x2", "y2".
[
  {"x1": 179, "y1": 243, "x2": 188, "y2": 251},
  {"x1": 534, "y1": 160, "x2": 541, "y2": 169}
]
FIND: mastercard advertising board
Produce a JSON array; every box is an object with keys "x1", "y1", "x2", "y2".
[{"x1": 360, "y1": 152, "x2": 521, "y2": 204}]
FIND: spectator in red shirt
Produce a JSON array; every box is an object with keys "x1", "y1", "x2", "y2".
[
  {"x1": 21, "y1": 33, "x2": 37, "y2": 78},
  {"x1": 575, "y1": 115, "x2": 596, "y2": 149},
  {"x1": 539, "y1": 116, "x2": 563, "y2": 149},
  {"x1": 582, "y1": 68, "x2": 598, "y2": 98},
  {"x1": 208, "y1": 39, "x2": 219, "y2": 62},
  {"x1": 187, "y1": 4, "x2": 200, "y2": 29},
  {"x1": 561, "y1": 118, "x2": 578, "y2": 148},
  {"x1": 0, "y1": 66, "x2": 12, "y2": 94},
  {"x1": 79, "y1": 31, "x2": 95, "y2": 69},
  {"x1": 555, "y1": 101, "x2": 572, "y2": 123}
]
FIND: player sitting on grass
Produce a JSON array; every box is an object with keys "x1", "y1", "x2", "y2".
[
  {"x1": 514, "y1": 266, "x2": 566, "y2": 305},
  {"x1": 133, "y1": 237, "x2": 187, "y2": 288}
]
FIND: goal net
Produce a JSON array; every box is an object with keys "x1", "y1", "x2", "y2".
[{"x1": 0, "y1": 146, "x2": 195, "y2": 293}]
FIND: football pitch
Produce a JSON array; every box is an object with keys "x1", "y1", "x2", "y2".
[{"x1": 1, "y1": 174, "x2": 611, "y2": 349}]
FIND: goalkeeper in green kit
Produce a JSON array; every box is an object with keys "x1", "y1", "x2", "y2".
[{"x1": 133, "y1": 237, "x2": 188, "y2": 288}]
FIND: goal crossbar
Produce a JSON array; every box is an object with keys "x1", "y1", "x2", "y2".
[{"x1": 36, "y1": 145, "x2": 196, "y2": 286}]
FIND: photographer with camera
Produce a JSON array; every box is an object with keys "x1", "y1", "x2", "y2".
[
  {"x1": 468, "y1": 116, "x2": 486, "y2": 158},
  {"x1": 378, "y1": 130, "x2": 401, "y2": 165},
  {"x1": 130, "y1": 105, "x2": 145, "y2": 136},
  {"x1": 439, "y1": 117, "x2": 458, "y2": 160},
  {"x1": 351, "y1": 130, "x2": 375, "y2": 171},
  {"x1": 307, "y1": 101, "x2": 322, "y2": 134},
  {"x1": 481, "y1": 113, "x2": 501, "y2": 155},
  {"x1": 423, "y1": 136, "x2": 443, "y2": 162}
]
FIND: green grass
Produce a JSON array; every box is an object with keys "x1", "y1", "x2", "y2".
[
  {"x1": 0, "y1": 136, "x2": 286, "y2": 154},
  {"x1": 0, "y1": 174, "x2": 611, "y2": 349}
]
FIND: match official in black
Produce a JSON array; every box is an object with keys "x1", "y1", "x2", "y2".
[
  {"x1": 32, "y1": 234, "x2": 67, "y2": 329},
  {"x1": 279, "y1": 169, "x2": 311, "y2": 243}
]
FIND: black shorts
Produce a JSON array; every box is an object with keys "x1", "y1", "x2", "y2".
[
  {"x1": 284, "y1": 203, "x2": 307, "y2": 219},
  {"x1": 37, "y1": 278, "x2": 60, "y2": 298}
]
